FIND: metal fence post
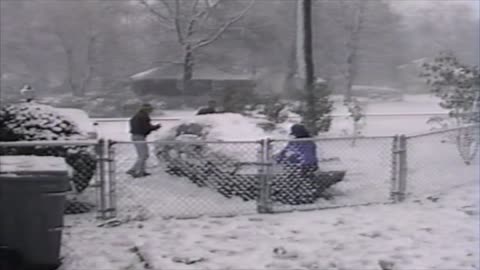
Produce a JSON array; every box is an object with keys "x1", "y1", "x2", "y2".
[
  {"x1": 107, "y1": 140, "x2": 117, "y2": 218},
  {"x1": 257, "y1": 139, "x2": 273, "y2": 214},
  {"x1": 389, "y1": 135, "x2": 399, "y2": 202},
  {"x1": 397, "y1": 135, "x2": 408, "y2": 202},
  {"x1": 95, "y1": 139, "x2": 106, "y2": 219}
]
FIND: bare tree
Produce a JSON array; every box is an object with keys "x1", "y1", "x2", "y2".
[
  {"x1": 44, "y1": 1, "x2": 117, "y2": 96},
  {"x1": 341, "y1": 0, "x2": 367, "y2": 103},
  {"x1": 295, "y1": 0, "x2": 333, "y2": 135},
  {"x1": 54, "y1": 28, "x2": 98, "y2": 97},
  {"x1": 139, "y1": 0, "x2": 255, "y2": 93}
]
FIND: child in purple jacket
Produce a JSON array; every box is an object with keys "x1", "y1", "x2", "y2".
[{"x1": 275, "y1": 124, "x2": 319, "y2": 176}]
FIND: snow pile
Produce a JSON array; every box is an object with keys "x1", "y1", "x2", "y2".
[
  {"x1": 0, "y1": 102, "x2": 96, "y2": 192},
  {"x1": 0, "y1": 103, "x2": 86, "y2": 142},
  {"x1": 155, "y1": 113, "x2": 285, "y2": 142},
  {"x1": 54, "y1": 108, "x2": 96, "y2": 136}
]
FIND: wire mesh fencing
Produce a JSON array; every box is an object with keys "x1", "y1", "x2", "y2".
[
  {"x1": 107, "y1": 136, "x2": 397, "y2": 218},
  {"x1": 266, "y1": 136, "x2": 395, "y2": 212},
  {"x1": 108, "y1": 140, "x2": 263, "y2": 219},
  {"x1": 404, "y1": 125, "x2": 479, "y2": 198},
  {"x1": 0, "y1": 140, "x2": 105, "y2": 217}
]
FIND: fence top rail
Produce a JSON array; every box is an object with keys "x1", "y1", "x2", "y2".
[
  {"x1": 110, "y1": 139, "x2": 263, "y2": 145},
  {"x1": 270, "y1": 135, "x2": 395, "y2": 142},
  {"x1": 92, "y1": 112, "x2": 455, "y2": 124},
  {"x1": 406, "y1": 124, "x2": 479, "y2": 139},
  {"x1": 94, "y1": 117, "x2": 181, "y2": 123},
  {"x1": 110, "y1": 134, "x2": 395, "y2": 145},
  {"x1": 0, "y1": 140, "x2": 99, "y2": 147}
]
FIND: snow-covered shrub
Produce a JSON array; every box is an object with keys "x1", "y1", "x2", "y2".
[
  {"x1": 0, "y1": 103, "x2": 97, "y2": 192},
  {"x1": 421, "y1": 51, "x2": 480, "y2": 165},
  {"x1": 426, "y1": 116, "x2": 455, "y2": 131},
  {"x1": 421, "y1": 51, "x2": 480, "y2": 125},
  {"x1": 346, "y1": 99, "x2": 366, "y2": 146}
]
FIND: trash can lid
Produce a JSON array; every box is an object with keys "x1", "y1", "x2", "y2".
[{"x1": 0, "y1": 156, "x2": 69, "y2": 176}]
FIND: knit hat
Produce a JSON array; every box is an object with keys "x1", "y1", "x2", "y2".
[{"x1": 290, "y1": 124, "x2": 311, "y2": 138}]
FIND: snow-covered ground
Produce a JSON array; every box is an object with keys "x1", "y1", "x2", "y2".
[
  {"x1": 61, "y1": 179, "x2": 479, "y2": 270},
  {"x1": 94, "y1": 94, "x2": 449, "y2": 141},
  {"x1": 59, "y1": 95, "x2": 478, "y2": 269}
]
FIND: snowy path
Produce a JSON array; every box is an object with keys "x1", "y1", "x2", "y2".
[{"x1": 61, "y1": 179, "x2": 479, "y2": 270}]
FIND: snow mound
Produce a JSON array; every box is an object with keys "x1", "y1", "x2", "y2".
[
  {"x1": 156, "y1": 113, "x2": 285, "y2": 141},
  {"x1": 54, "y1": 108, "x2": 96, "y2": 136},
  {"x1": 0, "y1": 103, "x2": 86, "y2": 141},
  {"x1": 0, "y1": 102, "x2": 96, "y2": 193}
]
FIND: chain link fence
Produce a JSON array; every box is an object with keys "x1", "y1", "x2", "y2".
[
  {"x1": 108, "y1": 140, "x2": 262, "y2": 219},
  {"x1": 267, "y1": 136, "x2": 395, "y2": 213},
  {"x1": 0, "y1": 140, "x2": 105, "y2": 217},
  {"x1": 404, "y1": 125, "x2": 479, "y2": 199},
  {"x1": 107, "y1": 136, "x2": 396, "y2": 218},
  {"x1": 1, "y1": 125, "x2": 476, "y2": 220}
]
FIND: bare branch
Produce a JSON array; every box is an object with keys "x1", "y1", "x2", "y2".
[
  {"x1": 192, "y1": 0, "x2": 255, "y2": 50},
  {"x1": 158, "y1": 0, "x2": 173, "y2": 15},
  {"x1": 183, "y1": 0, "x2": 205, "y2": 39},
  {"x1": 173, "y1": 0, "x2": 184, "y2": 44},
  {"x1": 138, "y1": 0, "x2": 174, "y2": 30},
  {"x1": 79, "y1": 34, "x2": 97, "y2": 93},
  {"x1": 197, "y1": 0, "x2": 222, "y2": 27},
  {"x1": 191, "y1": 0, "x2": 201, "y2": 15}
]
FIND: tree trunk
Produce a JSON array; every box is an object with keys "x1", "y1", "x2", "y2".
[
  {"x1": 182, "y1": 44, "x2": 194, "y2": 97},
  {"x1": 303, "y1": 0, "x2": 317, "y2": 134},
  {"x1": 345, "y1": 47, "x2": 356, "y2": 103},
  {"x1": 296, "y1": 0, "x2": 306, "y2": 81},
  {"x1": 344, "y1": 3, "x2": 366, "y2": 103},
  {"x1": 285, "y1": 5, "x2": 297, "y2": 95},
  {"x1": 65, "y1": 49, "x2": 82, "y2": 97}
]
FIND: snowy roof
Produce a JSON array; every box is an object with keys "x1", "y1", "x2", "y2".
[{"x1": 131, "y1": 64, "x2": 253, "y2": 81}]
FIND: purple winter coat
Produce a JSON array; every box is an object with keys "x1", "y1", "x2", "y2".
[{"x1": 276, "y1": 140, "x2": 318, "y2": 167}]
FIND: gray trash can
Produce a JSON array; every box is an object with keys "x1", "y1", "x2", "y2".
[{"x1": 0, "y1": 156, "x2": 70, "y2": 270}]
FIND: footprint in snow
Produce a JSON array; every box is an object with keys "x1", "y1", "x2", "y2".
[
  {"x1": 272, "y1": 247, "x2": 299, "y2": 260},
  {"x1": 359, "y1": 231, "x2": 382, "y2": 238}
]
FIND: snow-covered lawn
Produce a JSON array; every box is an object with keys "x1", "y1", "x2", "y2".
[
  {"x1": 58, "y1": 95, "x2": 478, "y2": 269},
  {"x1": 61, "y1": 179, "x2": 479, "y2": 270}
]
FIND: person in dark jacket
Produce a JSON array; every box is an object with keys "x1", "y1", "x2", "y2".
[
  {"x1": 196, "y1": 100, "x2": 217, "y2": 115},
  {"x1": 127, "y1": 103, "x2": 161, "y2": 177}
]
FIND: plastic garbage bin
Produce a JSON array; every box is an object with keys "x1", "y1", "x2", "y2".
[{"x1": 0, "y1": 156, "x2": 70, "y2": 270}]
